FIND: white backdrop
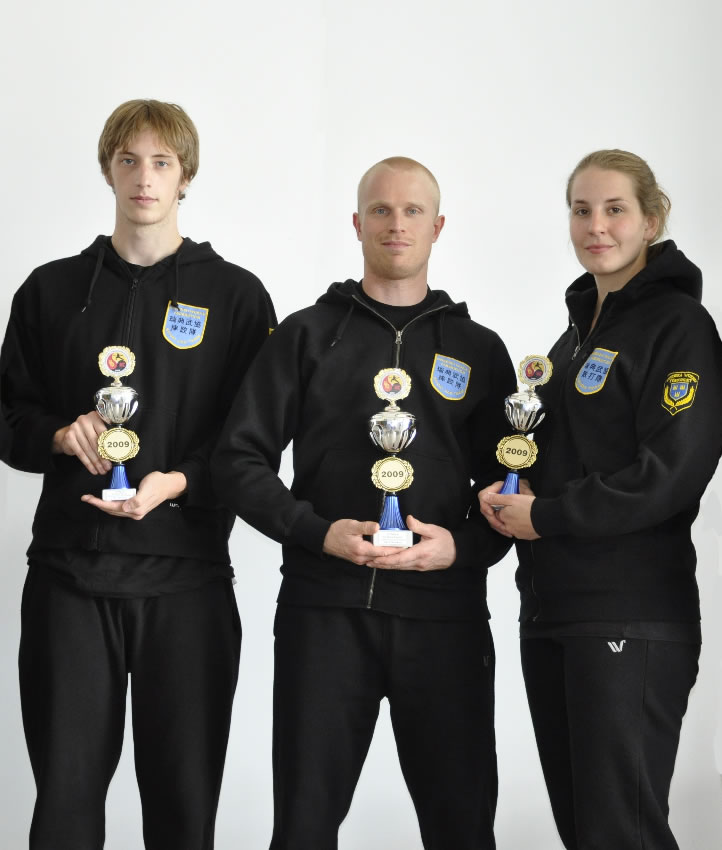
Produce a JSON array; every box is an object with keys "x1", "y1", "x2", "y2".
[{"x1": 1, "y1": 1, "x2": 721, "y2": 847}]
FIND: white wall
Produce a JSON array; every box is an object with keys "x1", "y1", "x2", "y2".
[{"x1": 1, "y1": 1, "x2": 721, "y2": 847}]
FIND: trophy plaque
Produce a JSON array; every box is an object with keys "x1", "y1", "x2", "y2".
[
  {"x1": 95, "y1": 346, "x2": 140, "y2": 501},
  {"x1": 493, "y1": 355, "x2": 552, "y2": 507},
  {"x1": 368, "y1": 368, "x2": 416, "y2": 547}
]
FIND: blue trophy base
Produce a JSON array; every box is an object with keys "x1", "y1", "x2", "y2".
[
  {"x1": 492, "y1": 471, "x2": 519, "y2": 510},
  {"x1": 374, "y1": 492, "x2": 413, "y2": 548},
  {"x1": 102, "y1": 464, "x2": 136, "y2": 502}
]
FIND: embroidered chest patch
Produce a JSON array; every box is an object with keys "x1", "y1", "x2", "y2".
[
  {"x1": 430, "y1": 354, "x2": 470, "y2": 400},
  {"x1": 162, "y1": 301, "x2": 209, "y2": 350},
  {"x1": 575, "y1": 348, "x2": 618, "y2": 395},
  {"x1": 661, "y1": 371, "x2": 700, "y2": 415}
]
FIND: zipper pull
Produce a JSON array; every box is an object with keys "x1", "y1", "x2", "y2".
[
  {"x1": 394, "y1": 329, "x2": 403, "y2": 367},
  {"x1": 571, "y1": 323, "x2": 581, "y2": 359}
]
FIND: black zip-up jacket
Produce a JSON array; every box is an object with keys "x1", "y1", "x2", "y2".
[
  {"x1": 1, "y1": 235, "x2": 275, "y2": 565},
  {"x1": 212, "y1": 280, "x2": 516, "y2": 620},
  {"x1": 518, "y1": 241, "x2": 722, "y2": 623}
]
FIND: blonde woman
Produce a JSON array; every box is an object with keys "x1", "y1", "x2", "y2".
[{"x1": 482, "y1": 150, "x2": 722, "y2": 849}]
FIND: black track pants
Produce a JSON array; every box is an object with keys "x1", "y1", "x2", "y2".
[
  {"x1": 521, "y1": 635, "x2": 699, "y2": 850},
  {"x1": 270, "y1": 605, "x2": 497, "y2": 850},
  {"x1": 19, "y1": 565, "x2": 241, "y2": 850}
]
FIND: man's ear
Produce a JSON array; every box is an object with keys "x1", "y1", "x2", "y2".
[{"x1": 432, "y1": 214, "x2": 446, "y2": 242}]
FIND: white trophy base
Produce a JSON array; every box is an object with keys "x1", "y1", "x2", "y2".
[
  {"x1": 102, "y1": 487, "x2": 136, "y2": 502},
  {"x1": 373, "y1": 529, "x2": 413, "y2": 548}
]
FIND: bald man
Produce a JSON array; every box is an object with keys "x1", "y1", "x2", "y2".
[{"x1": 213, "y1": 157, "x2": 516, "y2": 849}]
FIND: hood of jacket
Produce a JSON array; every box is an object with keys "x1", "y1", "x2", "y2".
[
  {"x1": 316, "y1": 279, "x2": 471, "y2": 352},
  {"x1": 78, "y1": 235, "x2": 223, "y2": 312},
  {"x1": 564, "y1": 240, "x2": 702, "y2": 320},
  {"x1": 317, "y1": 278, "x2": 471, "y2": 315}
]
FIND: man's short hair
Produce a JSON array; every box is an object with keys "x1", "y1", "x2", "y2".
[
  {"x1": 357, "y1": 156, "x2": 441, "y2": 215},
  {"x1": 98, "y1": 100, "x2": 199, "y2": 200}
]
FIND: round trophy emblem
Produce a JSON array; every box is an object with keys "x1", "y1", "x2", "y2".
[
  {"x1": 374, "y1": 368, "x2": 412, "y2": 404},
  {"x1": 371, "y1": 456, "x2": 414, "y2": 493},
  {"x1": 518, "y1": 355, "x2": 552, "y2": 389},
  {"x1": 496, "y1": 434, "x2": 538, "y2": 470},
  {"x1": 98, "y1": 346, "x2": 136, "y2": 381},
  {"x1": 97, "y1": 427, "x2": 140, "y2": 463}
]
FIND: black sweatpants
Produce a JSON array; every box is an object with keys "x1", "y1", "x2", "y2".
[
  {"x1": 521, "y1": 635, "x2": 700, "y2": 850},
  {"x1": 19, "y1": 565, "x2": 241, "y2": 850},
  {"x1": 271, "y1": 605, "x2": 497, "y2": 850}
]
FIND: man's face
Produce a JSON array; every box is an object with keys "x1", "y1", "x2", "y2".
[
  {"x1": 353, "y1": 166, "x2": 444, "y2": 282},
  {"x1": 105, "y1": 128, "x2": 188, "y2": 228}
]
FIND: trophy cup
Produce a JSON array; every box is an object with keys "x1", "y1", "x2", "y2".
[
  {"x1": 94, "y1": 346, "x2": 140, "y2": 501},
  {"x1": 368, "y1": 368, "x2": 416, "y2": 547},
  {"x1": 494, "y1": 355, "x2": 552, "y2": 506}
]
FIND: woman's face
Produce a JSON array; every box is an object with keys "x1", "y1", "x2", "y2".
[{"x1": 569, "y1": 167, "x2": 657, "y2": 290}]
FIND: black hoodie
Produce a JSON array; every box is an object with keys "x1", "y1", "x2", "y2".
[
  {"x1": 1, "y1": 236, "x2": 275, "y2": 566},
  {"x1": 212, "y1": 280, "x2": 516, "y2": 621},
  {"x1": 518, "y1": 241, "x2": 722, "y2": 623}
]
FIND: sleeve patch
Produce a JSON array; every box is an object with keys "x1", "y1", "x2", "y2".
[{"x1": 661, "y1": 371, "x2": 699, "y2": 415}]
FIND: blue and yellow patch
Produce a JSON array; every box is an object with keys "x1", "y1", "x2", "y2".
[
  {"x1": 661, "y1": 371, "x2": 699, "y2": 416},
  {"x1": 162, "y1": 301, "x2": 209, "y2": 350},
  {"x1": 430, "y1": 354, "x2": 470, "y2": 400},
  {"x1": 575, "y1": 348, "x2": 618, "y2": 395}
]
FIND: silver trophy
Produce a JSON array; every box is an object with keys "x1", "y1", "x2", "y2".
[
  {"x1": 494, "y1": 355, "x2": 552, "y2": 502},
  {"x1": 369, "y1": 406, "x2": 417, "y2": 453},
  {"x1": 368, "y1": 368, "x2": 416, "y2": 547},
  {"x1": 505, "y1": 388, "x2": 545, "y2": 433},
  {"x1": 95, "y1": 346, "x2": 140, "y2": 501}
]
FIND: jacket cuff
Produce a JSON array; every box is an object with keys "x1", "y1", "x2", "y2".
[
  {"x1": 13, "y1": 415, "x2": 69, "y2": 473},
  {"x1": 530, "y1": 497, "x2": 567, "y2": 537},
  {"x1": 450, "y1": 519, "x2": 512, "y2": 570},
  {"x1": 171, "y1": 460, "x2": 210, "y2": 507},
  {"x1": 288, "y1": 510, "x2": 332, "y2": 556},
  {"x1": 450, "y1": 525, "x2": 474, "y2": 568}
]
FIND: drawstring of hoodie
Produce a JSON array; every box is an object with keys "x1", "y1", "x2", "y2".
[
  {"x1": 171, "y1": 248, "x2": 181, "y2": 309},
  {"x1": 81, "y1": 238, "x2": 185, "y2": 314},
  {"x1": 331, "y1": 294, "x2": 450, "y2": 356},
  {"x1": 330, "y1": 301, "x2": 355, "y2": 348},
  {"x1": 80, "y1": 243, "x2": 106, "y2": 313},
  {"x1": 436, "y1": 310, "x2": 446, "y2": 352}
]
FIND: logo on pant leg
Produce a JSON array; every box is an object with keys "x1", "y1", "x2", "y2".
[{"x1": 608, "y1": 640, "x2": 626, "y2": 653}]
